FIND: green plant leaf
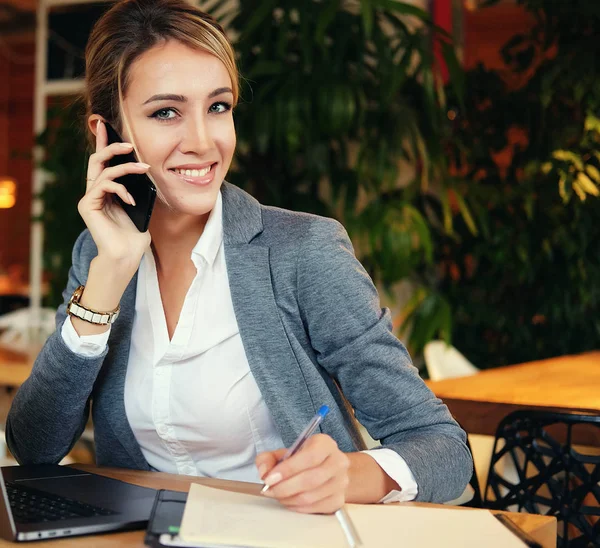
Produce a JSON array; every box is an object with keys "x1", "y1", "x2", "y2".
[
  {"x1": 453, "y1": 192, "x2": 478, "y2": 236},
  {"x1": 315, "y1": 0, "x2": 341, "y2": 45},
  {"x1": 576, "y1": 172, "x2": 600, "y2": 196},
  {"x1": 376, "y1": 0, "x2": 431, "y2": 22},
  {"x1": 558, "y1": 175, "x2": 569, "y2": 203},
  {"x1": 406, "y1": 204, "x2": 434, "y2": 263},
  {"x1": 441, "y1": 41, "x2": 465, "y2": 109},
  {"x1": 584, "y1": 114, "x2": 600, "y2": 134},
  {"x1": 552, "y1": 150, "x2": 584, "y2": 170},
  {"x1": 573, "y1": 180, "x2": 587, "y2": 201},
  {"x1": 360, "y1": 0, "x2": 374, "y2": 38},
  {"x1": 404, "y1": 291, "x2": 453, "y2": 354},
  {"x1": 239, "y1": 0, "x2": 276, "y2": 41},
  {"x1": 399, "y1": 286, "x2": 427, "y2": 330},
  {"x1": 439, "y1": 190, "x2": 453, "y2": 235},
  {"x1": 585, "y1": 164, "x2": 600, "y2": 183}
]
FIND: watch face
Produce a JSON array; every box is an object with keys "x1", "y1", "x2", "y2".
[
  {"x1": 67, "y1": 286, "x2": 84, "y2": 316},
  {"x1": 73, "y1": 286, "x2": 84, "y2": 302}
]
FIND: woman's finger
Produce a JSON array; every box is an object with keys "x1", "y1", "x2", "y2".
[
  {"x1": 280, "y1": 473, "x2": 349, "y2": 511},
  {"x1": 86, "y1": 121, "x2": 132, "y2": 189},
  {"x1": 84, "y1": 180, "x2": 134, "y2": 208},
  {"x1": 89, "y1": 141, "x2": 135, "y2": 169},
  {"x1": 95, "y1": 119, "x2": 108, "y2": 151},
  {"x1": 78, "y1": 180, "x2": 134, "y2": 213},
  {"x1": 267, "y1": 462, "x2": 335, "y2": 501},
  {"x1": 86, "y1": 143, "x2": 137, "y2": 191},
  {"x1": 266, "y1": 451, "x2": 349, "y2": 500},
  {"x1": 86, "y1": 121, "x2": 108, "y2": 190},
  {"x1": 99, "y1": 161, "x2": 150, "y2": 184},
  {"x1": 255, "y1": 449, "x2": 287, "y2": 481},
  {"x1": 86, "y1": 158, "x2": 148, "y2": 196},
  {"x1": 288, "y1": 492, "x2": 346, "y2": 515},
  {"x1": 263, "y1": 435, "x2": 336, "y2": 488}
]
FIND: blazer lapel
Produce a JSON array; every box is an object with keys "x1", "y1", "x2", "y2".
[
  {"x1": 225, "y1": 245, "x2": 316, "y2": 447},
  {"x1": 99, "y1": 272, "x2": 150, "y2": 470},
  {"x1": 222, "y1": 183, "x2": 317, "y2": 447}
]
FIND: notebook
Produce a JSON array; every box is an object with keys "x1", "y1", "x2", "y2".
[{"x1": 175, "y1": 483, "x2": 529, "y2": 548}]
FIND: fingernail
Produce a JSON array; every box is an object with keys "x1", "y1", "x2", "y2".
[
  {"x1": 119, "y1": 142, "x2": 133, "y2": 148},
  {"x1": 136, "y1": 162, "x2": 150, "y2": 168},
  {"x1": 127, "y1": 192, "x2": 136, "y2": 206},
  {"x1": 264, "y1": 472, "x2": 282, "y2": 487},
  {"x1": 258, "y1": 464, "x2": 267, "y2": 479}
]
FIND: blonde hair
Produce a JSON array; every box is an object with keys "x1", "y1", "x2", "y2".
[{"x1": 84, "y1": 0, "x2": 238, "y2": 142}]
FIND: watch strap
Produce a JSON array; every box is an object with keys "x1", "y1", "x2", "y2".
[{"x1": 66, "y1": 285, "x2": 120, "y2": 325}]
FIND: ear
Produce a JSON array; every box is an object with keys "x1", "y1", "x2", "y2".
[{"x1": 87, "y1": 114, "x2": 107, "y2": 137}]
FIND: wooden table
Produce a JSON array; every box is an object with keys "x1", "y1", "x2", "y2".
[
  {"x1": 426, "y1": 351, "x2": 600, "y2": 443},
  {"x1": 0, "y1": 345, "x2": 35, "y2": 387},
  {"x1": 0, "y1": 465, "x2": 557, "y2": 547},
  {"x1": 0, "y1": 346, "x2": 36, "y2": 429}
]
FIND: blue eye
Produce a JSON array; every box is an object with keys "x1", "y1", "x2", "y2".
[
  {"x1": 209, "y1": 102, "x2": 232, "y2": 114},
  {"x1": 151, "y1": 108, "x2": 177, "y2": 120}
]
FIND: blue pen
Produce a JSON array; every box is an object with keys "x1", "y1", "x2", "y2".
[
  {"x1": 260, "y1": 405, "x2": 362, "y2": 547},
  {"x1": 261, "y1": 405, "x2": 330, "y2": 494}
]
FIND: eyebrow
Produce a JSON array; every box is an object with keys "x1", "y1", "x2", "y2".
[{"x1": 143, "y1": 87, "x2": 234, "y2": 105}]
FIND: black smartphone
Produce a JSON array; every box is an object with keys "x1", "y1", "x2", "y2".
[{"x1": 104, "y1": 122, "x2": 157, "y2": 232}]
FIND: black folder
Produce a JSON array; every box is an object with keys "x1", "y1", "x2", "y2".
[{"x1": 144, "y1": 490, "x2": 188, "y2": 548}]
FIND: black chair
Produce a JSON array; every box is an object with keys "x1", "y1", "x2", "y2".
[{"x1": 484, "y1": 409, "x2": 600, "y2": 547}]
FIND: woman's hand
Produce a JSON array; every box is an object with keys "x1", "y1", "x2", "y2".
[
  {"x1": 78, "y1": 120, "x2": 151, "y2": 269},
  {"x1": 255, "y1": 434, "x2": 350, "y2": 514}
]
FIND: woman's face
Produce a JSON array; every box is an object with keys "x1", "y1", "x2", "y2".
[{"x1": 121, "y1": 39, "x2": 236, "y2": 217}]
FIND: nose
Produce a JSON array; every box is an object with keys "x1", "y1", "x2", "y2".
[{"x1": 179, "y1": 115, "x2": 213, "y2": 155}]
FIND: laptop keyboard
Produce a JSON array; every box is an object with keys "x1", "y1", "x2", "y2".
[{"x1": 6, "y1": 481, "x2": 119, "y2": 523}]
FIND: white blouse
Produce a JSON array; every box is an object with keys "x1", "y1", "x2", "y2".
[{"x1": 61, "y1": 192, "x2": 418, "y2": 501}]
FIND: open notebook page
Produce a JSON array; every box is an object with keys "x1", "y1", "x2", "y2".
[{"x1": 179, "y1": 483, "x2": 527, "y2": 548}]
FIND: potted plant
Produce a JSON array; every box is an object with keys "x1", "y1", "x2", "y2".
[
  {"x1": 39, "y1": 0, "x2": 469, "y2": 362},
  {"x1": 433, "y1": 0, "x2": 600, "y2": 367}
]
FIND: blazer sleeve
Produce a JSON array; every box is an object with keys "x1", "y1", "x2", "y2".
[
  {"x1": 6, "y1": 230, "x2": 109, "y2": 465},
  {"x1": 296, "y1": 217, "x2": 473, "y2": 503}
]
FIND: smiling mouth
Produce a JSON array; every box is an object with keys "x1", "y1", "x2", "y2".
[{"x1": 171, "y1": 164, "x2": 215, "y2": 177}]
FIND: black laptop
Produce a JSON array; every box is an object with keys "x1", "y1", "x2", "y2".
[{"x1": 0, "y1": 464, "x2": 157, "y2": 542}]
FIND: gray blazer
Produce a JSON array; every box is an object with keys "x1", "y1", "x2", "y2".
[{"x1": 6, "y1": 182, "x2": 472, "y2": 503}]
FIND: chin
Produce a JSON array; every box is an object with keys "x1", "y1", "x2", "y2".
[{"x1": 164, "y1": 188, "x2": 221, "y2": 217}]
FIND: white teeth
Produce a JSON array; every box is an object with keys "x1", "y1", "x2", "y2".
[{"x1": 174, "y1": 166, "x2": 211, "y2": 177}]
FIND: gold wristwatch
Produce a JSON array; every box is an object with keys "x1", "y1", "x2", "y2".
[{"x1": 66, "y1": 285, "x2": 120, "y2": 325}]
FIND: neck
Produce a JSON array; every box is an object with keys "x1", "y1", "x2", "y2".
[{"x1": 148, "y1": 201, "x2": 210, "y2": 273}]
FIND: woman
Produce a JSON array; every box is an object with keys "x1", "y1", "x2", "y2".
[{"x1": 7, "y1": 0, "x2": 472, "y2": 513}]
